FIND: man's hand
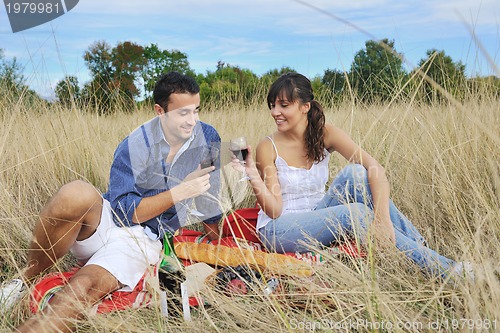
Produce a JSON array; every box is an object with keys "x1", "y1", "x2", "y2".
[
  {"x1": 171, "y1": 166, "x2": 215, "y2": 202},
  {"x1": 183, "y1": 165, "x2": 215, "y2": 182}
]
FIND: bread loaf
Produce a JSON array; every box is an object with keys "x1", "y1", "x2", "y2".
[{"x1": 174, "y1": 242, "x2": 313, "y2": 277}]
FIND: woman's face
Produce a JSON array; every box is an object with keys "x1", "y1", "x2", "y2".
[{"x1": 269, "y1": 96, "x2": 309, "y2": 132}]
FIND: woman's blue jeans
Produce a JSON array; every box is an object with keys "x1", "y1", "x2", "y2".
[{"x1": 258, "y1": 164, "x2": 457, "y2": 278}]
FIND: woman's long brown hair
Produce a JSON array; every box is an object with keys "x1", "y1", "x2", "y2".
[{"x1": 267, "y1": 72, "x2": 326, "y2": 163}]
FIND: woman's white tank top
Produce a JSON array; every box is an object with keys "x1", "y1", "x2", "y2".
[{"x1": 256, "y1": 136, "x2": 330, "y2": 230}]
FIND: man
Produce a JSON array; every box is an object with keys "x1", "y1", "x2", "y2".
[{"x1": 0, "y1": 72, "x2": 222, "y2": 332}]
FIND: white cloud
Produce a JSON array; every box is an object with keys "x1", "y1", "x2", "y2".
[
  {"x1": 202, "y1": 36, "x2": 273, "y2": 57},
  {"x1": 428, "y1": 0, "x2": 499, "y2": 26}
]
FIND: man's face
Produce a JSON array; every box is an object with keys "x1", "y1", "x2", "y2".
[{"x1": 157, "y1": 93, "x2": 200, "y2": 144}]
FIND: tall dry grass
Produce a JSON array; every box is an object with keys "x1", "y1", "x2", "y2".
[{"x1": 0, "y1": 85, "x2": 499, "y2": 332}]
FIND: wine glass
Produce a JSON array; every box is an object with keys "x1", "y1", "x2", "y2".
[
  {"x1": 200, "y1": 145, "x2": 215, "y2": 169},
  {"x1": 230, "y1": 136, "x2": 250, "y2": 181},
  {"x1": 192, "y1": 144, "x2": 219, "y2": 217}
]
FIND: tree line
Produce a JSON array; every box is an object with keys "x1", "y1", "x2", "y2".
[{"x1": 1, "y1": 39, "x2": 499, "y2": 113}]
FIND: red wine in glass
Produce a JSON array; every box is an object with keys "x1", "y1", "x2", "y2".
[
  {"x1": 230, "y1": 148, "x2": 248, "y2": 162},
  {"x1": 200, "y1": 145, "x2": 218, "y2": 169},
  {"x1": 229, "y1": 137, "x2": 248, "y2": 163},
  {"x1": 200, "y1": 160, "x2": 212, "y2": 169},
  {"x1": 230, "y1": 137, "x2": 250, "y2": 181}
]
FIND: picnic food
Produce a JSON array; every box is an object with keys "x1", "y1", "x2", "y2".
[{"x1": 173, "y1": 241, "x2": 313, "y2": 277}]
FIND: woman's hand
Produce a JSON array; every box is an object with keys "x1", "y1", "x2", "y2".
[
  {"x1": 370, "y1": 215, "x2": 396, "y2": 248},
  {"x1": 230, "y1": 145, "x2": 260, "y2": 180}
]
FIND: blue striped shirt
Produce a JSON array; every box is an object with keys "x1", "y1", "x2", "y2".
[{"x1": 103, "y1": 116, "x2": 222, "y2": 238}]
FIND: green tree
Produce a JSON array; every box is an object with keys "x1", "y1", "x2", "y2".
[
  {"x1": 322, "y1": 69, "x2": 346, "y2": 95},
  {"x1": 83, "y1": 40, "x2": 146, "y2": 111},
  {"x1": 197, "y1": 63, "x2": 259, "y2": 106},
  {"x1": 80, "y1": 78, "x2": 116, "y2": 114},
  {"x1": 416, "y1": 49, "x2": 466, "y2": 102},
  {"x1": 55, "y1": 75, "x2": 80, "y2": 107},
  {"x1": 260, "y1": 66, "x2": 296, "y2": 86},
  {"x1": 83, "y1": 41, "x2": 115, "y2": 112},
  {"x1": 0, "y1": 49, "x2": 26, "y2": 95},
  {"x1": 467, "y1": 75, "x2": 500, "y2": 100},
  {"x1": 111, "y1": 41, "x2": 146, "y2": 101},
  {"x1": 142, "y1": 44, "x2": 195, "y2": 99},
  {"x1": 83, "y1": 41, "x2": 113, "y2": 81},
  {"x1": 310, "y1": 75, "x2": 330, "y2": 104},
  {"x1": 349, "y1": 38, "x2": 406, "y2": 102},
  {"x1": 0, "y1": 48, "x2": 43, "y2": 108}
]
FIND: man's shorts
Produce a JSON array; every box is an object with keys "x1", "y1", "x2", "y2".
[{"x1": 70, "y1": 199, "x2": 162, "y2": 291}]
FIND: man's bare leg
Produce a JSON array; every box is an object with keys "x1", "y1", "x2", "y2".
[
  {"x1": 14, "y1": 181, "x2": 125, "y2": 332},
  {"x1": 17, "y1": 265, "x2": 121, "y2": 333},
  {"x1": 24, "y1": 180, "x2": 103, "y2": 281}
]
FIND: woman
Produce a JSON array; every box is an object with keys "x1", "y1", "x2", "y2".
[{"x1": 234, "y1": 72, "x2": 471, "y2": 280}]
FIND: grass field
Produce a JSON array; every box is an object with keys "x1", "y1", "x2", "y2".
[{"x1": 1, "y1": 90, "x2": 499, "y2": 332}]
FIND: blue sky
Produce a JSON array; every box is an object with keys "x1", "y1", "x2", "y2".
[{"x1": 1, "y1": 0, "x2": 498, "y2": 99}]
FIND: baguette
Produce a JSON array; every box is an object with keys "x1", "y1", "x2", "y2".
[{"x1": 174, "y1": 242, "x2": 313, "y2": 277}]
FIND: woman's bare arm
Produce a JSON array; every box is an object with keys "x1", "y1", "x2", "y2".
[{"x1": 325, "y1": 124, "x2": 395, "y2": 244}]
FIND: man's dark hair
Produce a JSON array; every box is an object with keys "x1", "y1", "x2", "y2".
[{"x1": 153, "y1": 72, "x2": 200, "y2": 111}]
